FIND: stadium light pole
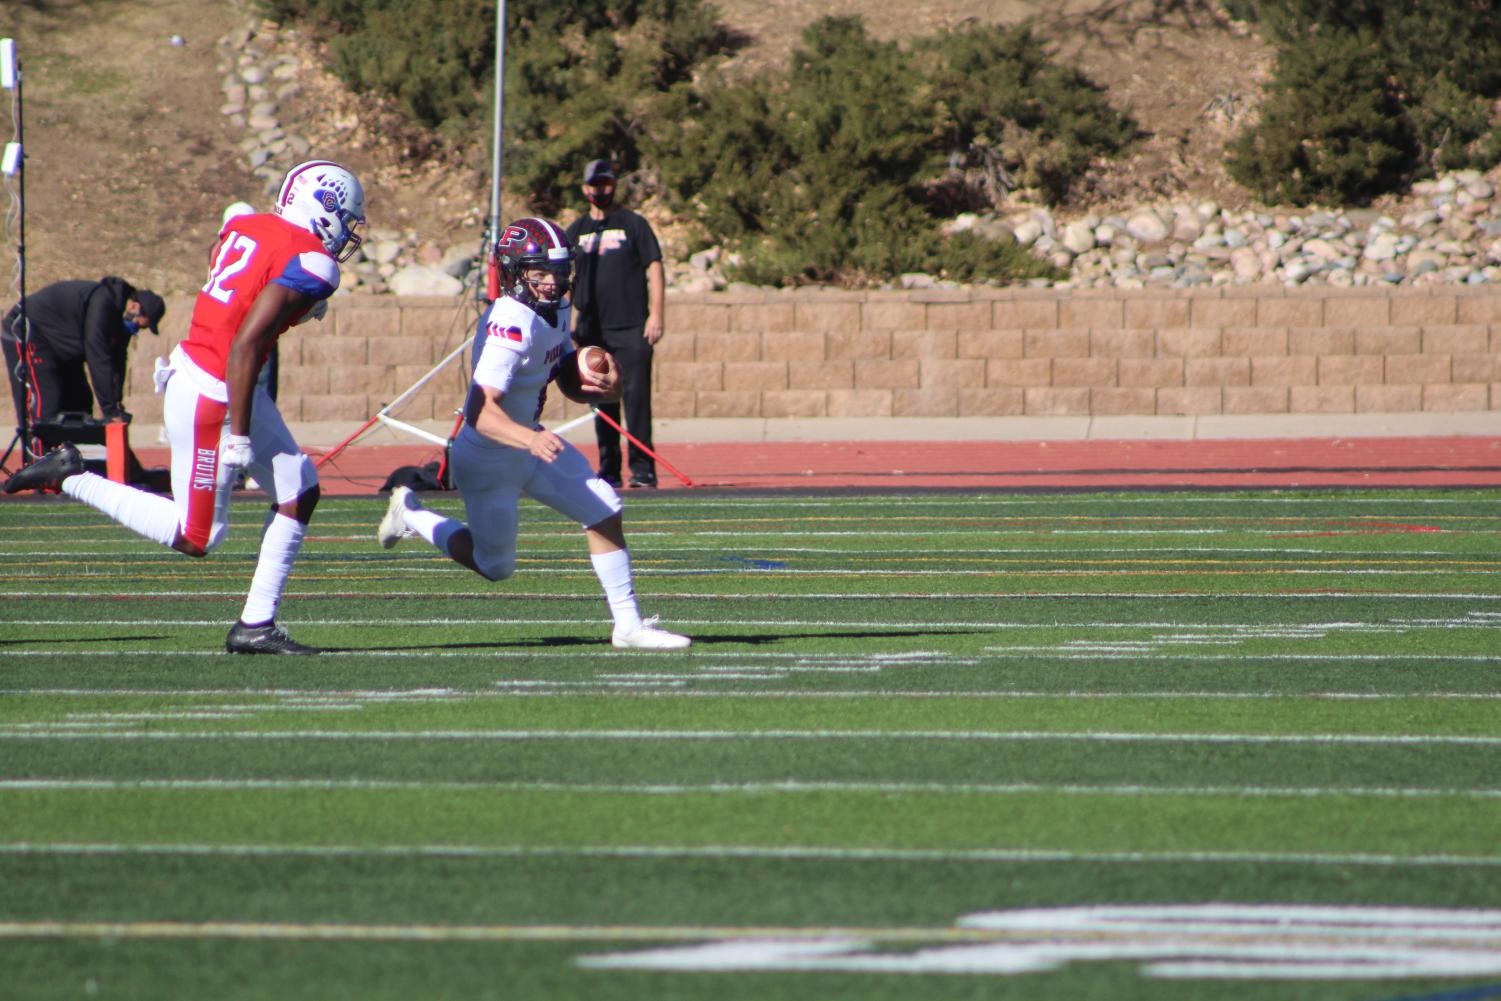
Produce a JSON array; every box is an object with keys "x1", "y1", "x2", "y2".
[{"x1": 486, "y1": 0, "x2": 506, "y2": 298}]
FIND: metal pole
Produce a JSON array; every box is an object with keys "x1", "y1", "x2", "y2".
[{"x1": 488, "y1": 0, "x2": 505, "y2": 251}]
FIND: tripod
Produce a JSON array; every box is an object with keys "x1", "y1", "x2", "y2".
[{"x1": 0, "y1": 307, "x2": 34, "y2": 475}]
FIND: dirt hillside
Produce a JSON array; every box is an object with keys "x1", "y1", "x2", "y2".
[{"x1": 0, "y1": 0, "x2": 1268, "y2": 299}]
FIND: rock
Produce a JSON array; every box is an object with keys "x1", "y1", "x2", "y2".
[
  {"x1": 1230, "y1": 247, "x2": 1262, "y2": 279},
  {"x1": 1126, "y1": 209, "x2": 1169, "y2": 244},
  {"x1": 1407, "y1": 249, "x2": 1447, "y2": 272},
  {"x1": 899, "y1": 273, "x2": 937, "y2": 289},
  {"x1": 1061, "y1": 221, "x2": 1096, "y2": 255},
  {"x1": 975, "y1": 218, "x2": 1016, "y2": 244},
  {"x1": 673, "y1": 274, "x2": 719, "y2": 294},
  {"x1": 437, "y1": 244, "x2": 478, "y2": 278},
  {"x1": 1362, "y1": 233, "x2": 1401, "y2": 261},
  {"x1": 942, "y1": 213, "x2": 979, "y2": 235},
  {"x1": 366, "y1": 240, "x2": 404, "y2": 265},
  {"x1": 1171, "y1": 210, "x2": 1202, "y2": 243},
  {"x1": 1011, "y1": 219, "x2": 1043, "y2": 246}
]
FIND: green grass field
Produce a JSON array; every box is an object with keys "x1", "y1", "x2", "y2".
[{"x1": 3, "y1": 488, "x2": 1501, "y2": 1000}]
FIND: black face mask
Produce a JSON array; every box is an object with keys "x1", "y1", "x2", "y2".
[{"x1": 585, "y1": 189, "x2": 615, "y2": 210}]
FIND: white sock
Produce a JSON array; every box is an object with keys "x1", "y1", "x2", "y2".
[
  {"x1": 403, "y1": 506, "x2": 462, "y2": 557},
  {"x1": 61, "y1": 472, "x2": 181, "y2": 547},
  {"x1": 590, "y1": 547, "x2": 642, "y2": 631},
  {"x1": 240, "y1": 514, "x2": 307, "y2": 625}
]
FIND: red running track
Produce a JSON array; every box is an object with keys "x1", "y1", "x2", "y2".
[
  {"x1": 7, "y1": 436, "x2": 1496, "y2": 498},
  {"x1": 222, "y1": 434, "x2": 1501, "y2": 494}
]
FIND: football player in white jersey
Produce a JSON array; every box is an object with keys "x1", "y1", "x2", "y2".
[{"x1": 376, "y1": 217, "x2": 689, "y2": 650}]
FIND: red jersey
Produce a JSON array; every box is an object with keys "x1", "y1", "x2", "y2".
[{"x1": 182, "y1": 212, "x2": 340, "y2": 380}]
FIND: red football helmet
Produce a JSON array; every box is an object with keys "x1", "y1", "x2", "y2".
[{"x1": 493, "y1": 217, "x2": 573, "y2": 310}]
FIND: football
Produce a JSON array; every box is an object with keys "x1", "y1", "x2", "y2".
[{"x1": 577, "y1": 346, "x2": 610, "y2": 379}]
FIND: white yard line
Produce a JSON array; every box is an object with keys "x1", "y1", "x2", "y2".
[
  {"x1": 2, "y1": 729, "x2": 1499, "y2": 745},
  {"x1": 5, "y1": 649, "x2": 1497, "y2": 663},
  {"x1": 4, "y1": 778, "x2": 1500, "y2": 799},
  {"x1": 2, "y1": 842, "x2": 1499, "y2": 867},
  {"x1": 6, "y1": 687, "x2": 1501, "y2": 700},
  {"x1": 4, "y1": 589, "x2": 1500, "y2": 599},
  {"x1": 8, "y1": 684, "x2": 1501, "y2": 702},
  {"x1": 5, "y1": 617, "x2": 1501, "y2": 629}
]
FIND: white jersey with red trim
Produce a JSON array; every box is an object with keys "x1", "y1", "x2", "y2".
[{"x1": 471, "y1": 295, "x2": 573, "y2": 427}]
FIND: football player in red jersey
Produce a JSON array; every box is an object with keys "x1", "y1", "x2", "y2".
[
  {"x1": 3, "y1": 160, "x2": 366, "y2": 655},
  {"x1": 374, "y1": 217, "x2": 690, "y2": 649}
]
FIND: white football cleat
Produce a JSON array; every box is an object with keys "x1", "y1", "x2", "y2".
[
  {"x1": 612, "y1": 616, "x2": 692, "y2": 650},
  {"x1": 377, "y1": 486, "x2": 415, "y2": 549}
]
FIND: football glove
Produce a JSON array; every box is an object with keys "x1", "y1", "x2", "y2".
[{"x1": 221, "y1": 433, "x2": 253, "y2": 471}]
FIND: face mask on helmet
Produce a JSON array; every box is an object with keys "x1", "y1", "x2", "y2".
[
  {"x1": 518, "y1": 264, "x2": 571, "y2": 306},
  {"x1": 275, "y1": 160, "x2": 367, "y2": 262}
]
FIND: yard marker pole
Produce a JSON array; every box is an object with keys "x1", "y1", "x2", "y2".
[
  {"x1": 373, "y1": 416, "x2": 449, "y2": 447},
  {"x1": 314, "y1": 340, "x2": 470, "y2": 468},
  {"x1": 589, "y1": 407, "x2": 694, "y2": 487},
  {"x1": 550, "y1": 411, "x2": 596, "y2": 436}
]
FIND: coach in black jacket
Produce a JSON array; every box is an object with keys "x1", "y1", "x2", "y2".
[{"x1": 3, "y1": 276, "x2": 164, "y2": 429}]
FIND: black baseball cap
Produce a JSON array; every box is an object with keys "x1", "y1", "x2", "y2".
[
  {"x1": 133, "y1": 289, "x2": 165, "y2": 334},
  {"x1": 583, "y1": 159, "x2": 616, "y2": 184}
]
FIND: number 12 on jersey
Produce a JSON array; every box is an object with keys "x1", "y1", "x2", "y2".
[{"x1": 203, "y1": 234, "x2": 259, "y2": 304}]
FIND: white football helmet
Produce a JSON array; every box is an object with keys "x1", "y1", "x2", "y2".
[{"x1": 274, "y1": 160, "x2": 366, "y2": 262}]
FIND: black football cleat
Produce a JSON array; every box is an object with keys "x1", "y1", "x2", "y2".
[
  {"x1": 225, "y1": 621, "x2": 319, "y2": 655},
  {"x1": 628, "y1": 472, "x2": 658, "y2": 489},
  {"x1": 3, "y1": 443, "x2": 84, "y2": 494}
]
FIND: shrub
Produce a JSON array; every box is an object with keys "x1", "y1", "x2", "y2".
[
  {"x1": 259, "y1": 4, "x2": 1124, "y2": 286},
  {"x1": 1227, "y1": 30, "x2": 1413, "y2": 205},
  {"x1": 650, "y1": 16, "x2": 1128, "y2": 285},
  {"x1": 255, "y1": 0, "x2": 735, "y2": 203},
  {"x1": 918, "y1": 24, "x2": 1137, "y2": 204},
  {"x1": 1227, "y1": 0, "x2": 1501, "y2": 201}
]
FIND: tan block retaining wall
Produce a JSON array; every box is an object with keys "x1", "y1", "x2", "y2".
[{"x1": 125, "y1": 287, "x2": 1501, "y2": 427}]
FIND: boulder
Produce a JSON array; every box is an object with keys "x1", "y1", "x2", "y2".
[
  {"x1": 1126, "y1": 209, "x2": 1169, "y2": 244},
  {"x1": 389, "y1": 265, "x2": 464, "y2": 297}
]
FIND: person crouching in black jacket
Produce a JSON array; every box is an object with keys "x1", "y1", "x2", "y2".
[{"x1": 3, "y1": 276, "x2": 164, "y2": 432}]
